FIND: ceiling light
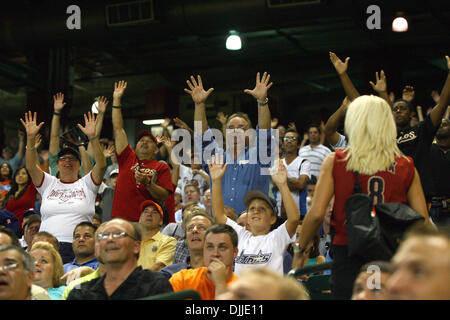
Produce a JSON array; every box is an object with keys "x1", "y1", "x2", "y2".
[
  {"x1": 91, "y1": 101, "x2": 99, "y2": 114},
  {"x1": 392, "y1": 13, "x2": 408, "y2": 32},
  {"x1": 226, "y1": 30, "x2": 242, "y2": 51},
  {"x1": 143, "y1": 119, "x2": 165, "y2": 125}
]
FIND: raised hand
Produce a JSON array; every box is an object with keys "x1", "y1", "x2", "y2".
[
  {"x1": 157, "y1": 135, "x2": 173, "y2": 149},
  {"x1": 34, "y1": 133, "x2": 42, "y2": 149},
  {"x1": 287, "y1": 122, "x2": 297, "y2": 131},
  {"x1": 184, "y1": 75, "x2": 214, "y2": 104},
  {"x1": 77, "y1": 112, "x2": 97, "y2": 139},
  {"x1": 207, "y1": 154, "x2": 228, "y2": 181},
  {"x1": 271, "y1": 117, "x2": 279, "y2": 129},
  {"x1": 402, "y1": 85, "x2": 415, "y2": 102},
  {"x1": 329, "y1": 52, "x2": 350, "y2": 75},
  {"x1": 97, "y1": 96, "x2": 109, "y2": 114},
  {"x1": 103, "y1": 144, "x2": 115, "y2": 158},
  {"x1": 161, "y1": 118, "x2": 171, "y2": 129},
  {"x1": 431, "y1": 90, "x2": 440, "y2": 104},
  {"x1": 113, "y1": 81, "x2": 127, "y2": 101},
  {"x1": 244, "y1": 72, "x2": 273, "y2": 101},
  {"x1": 270, "y1": 160, "x2": 287, "y2": 186},
  {"x1": 53, "y1": 92, "x2": 66, "y2": 112},
  {"x1": 173, "y1": 117, "x2": 191, "y2": 131},
  {"x1": 216, "y1": 112, "x2": 228, "y2": 125},
  {"x1": 369, "y1": 70, "x2": 387, "y2": 93},
  {"x1": 20, "y1": 111, "x2": 45, "y2": 138}
]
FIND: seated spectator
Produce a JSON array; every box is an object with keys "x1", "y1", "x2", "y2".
[
  {"x1": 0, "y1": 244, "x2": 35, "y2": 300},
  {"x1": 386, "y1": 224, "x2": 450, "y2": 300},
  {"x1": 159, "y1": 211, "x2": 214, "y2": 279},
  {"x1": 29, "y1": 241, "x2": 66, "y2": 300},
  {"x1": 162, "y1": 202, "x2": 198, "y2": 241},
  {"x1": 61, "y1": 222, "x2": 107, "y2": 299},
  {"x1": 4, "y1": 167, "x2": 37, "y2": 231},
  {"x1": 18, "y1": 209, "x2": 40, "y2": 247},
  {"x1": 217, "y1": 267, "x2": 309, "y2": 300},
  {"x1": 67, "y1": 218, "x2": 173, "y2": 300},
  {"x1": 175, "y1": 153, "x2": 209, "y2": 204},
  {"x1": 351, "y1": 261, "x2": 393, "y2": 300},
  {"x1": 174, "y1": 184, "x2": 205, "y2": 223},
  {"x1": 209, "y1": 157, "x2": 298, "y2": 275},
  {"x1": 236, "y1": 211, "x2": 250, "y2": 231},
  {"x1": 63, "y1": 222, "x2": 98, "y2": 274},
  {"x1": 22, "y1": 214, "x2": 41, "y2": 251},
  {"x1": 31, "y1": 231, "x2": 60, "y2": 252},
  {"x1": 137, "y1": 200, "x2": 176, "y2": 271},
  {"x1": 169, "y1": 224, "x2": 239, "y2": 300}
]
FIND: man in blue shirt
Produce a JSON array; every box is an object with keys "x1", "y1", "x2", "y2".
[
  {"x1": 186, "y1": 72, "x2": 277, "y2": 215},
  {"x1": 63, "y1": 222, "x2": 98, "y2": 273}
]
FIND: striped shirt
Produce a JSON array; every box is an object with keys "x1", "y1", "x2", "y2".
[{"x1": 298, "y1": 144, "x2": 331, "y2": 179}]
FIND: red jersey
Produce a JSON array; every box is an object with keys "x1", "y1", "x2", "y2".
[
  {"x1": 332, "y1": 149, "x2": 415, "y2": 245},
  {"x1": 6, "y1": 183, "x2": 37, "y2": 230},
  {"x1": 164, "y1": 183, "x2": 176, "y2": 223},
  {"x1": 111, "y1": 145, "x2": 174, "y2": 222}
]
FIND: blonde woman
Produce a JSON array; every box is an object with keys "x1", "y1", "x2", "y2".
[
  {"x1": 296, "y1": 95, "x2": 430, "y2": 300},
  {"x1": 30, "y1": 241, "x2": 66, "y2": 300}
]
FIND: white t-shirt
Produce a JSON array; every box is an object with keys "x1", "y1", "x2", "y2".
[
  {"x1": 226, "y1": 218, "x2": 295, "y2": 275},
  {"x1": 36, "y1": 172, "x2": 100, "y2": 243},
  {"x1": 275, "y1": 157, "x2": 311, "y2": 216},
  {"x1": 178, "y1": 165, "x2": 208, "y2": 203}
]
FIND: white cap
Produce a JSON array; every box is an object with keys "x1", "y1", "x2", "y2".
[
  {"x1": 175, "y1": 187, "x2": 182, "y2": 195},
  {"x1": 109, "y1": 169, "x2": 119, "y2": 178}
]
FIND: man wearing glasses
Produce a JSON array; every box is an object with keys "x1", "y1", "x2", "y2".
[
  {"x1": 67, "y1": 218, "x2": 172, "y2": 300},
  {"x1": 0, "y1": 244, "x2": 35, "y2": 300}
]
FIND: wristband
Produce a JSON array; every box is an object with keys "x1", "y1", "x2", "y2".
[
  {"x1": 257, "y1": 97, "x2": 269, "y2": 106},
  {"x1": 112, "y1": 105, "x2": 121, "y2": 109},
  {"x1": 293, "y1": 243, "x2": 307, "y2": 255},
  {"x1": 53, "y1": 111, "x2": 61, "y2": 115},
  {"x1": 25, "y1": 145, "x2": 36, "y2": 151}
]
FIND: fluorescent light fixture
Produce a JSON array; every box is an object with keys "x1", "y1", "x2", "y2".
[
  {"x1": 143, "y1": 119, "x2": 165, "y2": 125},
  {"x1": 226, "y1": 30, "x2": 242, "y2": 51},
  {"x1": 91, "y1": 101, "x2": 99, "y2": 114},
  {"x1": 392, "y1": 14, "x2": 408, "y2": 32}
]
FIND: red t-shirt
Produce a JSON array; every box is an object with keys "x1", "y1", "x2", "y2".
[
  {"x1": 111, "y1": 145, "x2": 174, "y2": 222},
  {"x1": 6, "y1": 183, "x2": 38, "y2": 230},
  {"x1": 164, "y1": 183, "x2": 176, "y2": 223},
  {"x1": 332, "y1": 150, "x2": 415, "y2": 245}
]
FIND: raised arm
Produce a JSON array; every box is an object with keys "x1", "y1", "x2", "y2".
[
  {"x1": 16, "y1": 130, "x2": 25, "y2": 160},
  {"x1": 406, "y1": 169, "x2": 431, "y2": 224},
  {"x1": 49, "y1": 93, "x2": 66, "y2": 156},
  {"x1": 329, "y1": 52, "x2": 360, "y2": 101},
  {"x1": 159, "y1": 135, "x2": 180, "y2": 186},
  {"x1": 173, "y1": 117, "x2": 194, "y2": 136},
  {"x1": 20, "y1": 111, "x2": 45, "y2": 186},
  {"x1": 271, "y1": 161, "x2": 300, "y2": 237},
  {"x1": 185, "y1": 75, "x2": 214, "y2": 134},
  {"x1": 87, "y1": 96, "x2": 108, "y2": 157},
  {"x1": 207, "y1": 154, "x2": 228, "y2": 224},
  {"x1": 77, "y1": 112, "x2": 106, "y2": 184},
  {"x1": 216, "y1": 112, "x2": 228, "y2": 135},
  {"x1": 111, "y1": 81, "x2": 129, "y2": 155},
  {"x1": 78, "y1": 144, "x2": 92, "y2": 175},
  {"x1": 369, "y1": 70, "x2": 393, "y2": 107},
  {"x1": 244, "y1": 72, "x2": 273, "y2": 129},
  {"x1": 429, "y1": 56, "x2": 450, "y2": 127},
  {"x1": 324, "y1": 96, "x2": 350, "y2": 146}
]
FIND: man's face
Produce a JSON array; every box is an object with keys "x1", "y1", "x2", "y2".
[
  {"x1": 282, "y1": 132, "x2": 298, "y2": 153},
  {"x1": 185, "y1": 216, "x2": 212, "y2": 252},
  {"x1": 392, "y1": 101, "x2": 412, "y2": 128},
  {"x1": 109, "y1": 174, "x2": 118, "y2": 189},
  {"x1": 226, "y1": 117, "x2": 250, "y2": 150},
  {"x1": 307, "y1": 184, "x2": 315, "y2": 199},
  {"x1": 136, "y1": 136, "x2": 158, "y2": 159},
  {"x1": 386, "y1": 236, "x2": 450, "y2": 300},
  {"x1": 99, "y1": 220, "x2": 140, "y2": 265},
  {"x1": 139, "y1": 205, "x2": 162, "y2": 229},
  {"x1": 72, "y1": 226, "x2": 96, "y2": 259},
  {"x1": 308, "y1": 127, "x2": 320, "y2": 144},
  {"x1": 351, "y1": 271, "x2": 391, "y2": 300},
  {"x1": 277, "y1": 125, "x2": 286, "y2": 138},
  {"x1": 2, "y1": 150, "x2": 12, "y2": 161},
  {"x1": 203, "y1": 232, "x2": 238, "y2": 271},
  {"x1": 0, "y1": 249, "x2": 34, "y2": 300},
  {"x1": 436, "y1": 119, "x2": 450, "y2": 140},
  {"x1": 24, "y1": 222, "x2": 41, "y2": 246},
  {"x1": 237, "y1": 213, "x2": 250, "y2": 231},
  {"x1": 247, "y1": 199, "x2": 276, "y2": 232},
  {"x1": 185, "y1": 186, "x2": 200, "y2": 204},
  {"x1": 202, "y1": 190, "x2": 211, "y2": 208}
]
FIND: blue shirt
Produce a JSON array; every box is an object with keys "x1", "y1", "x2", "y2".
[
  {"x1": 63, "y1": 257, "x2": 99, "y2": 274},
  {"x1": 48, "y1": 286, "x2": 66, "y2": 300},
  {"x1": 198, "y1": 126, "x2": 276, "y2": 215},
  {"x1": 159, "y1": 261, "x2": 191, "y2": 280}
]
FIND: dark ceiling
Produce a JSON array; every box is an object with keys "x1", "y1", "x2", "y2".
[{"x1": 0, "y1": 0, "x2": 449, "y2": 142}]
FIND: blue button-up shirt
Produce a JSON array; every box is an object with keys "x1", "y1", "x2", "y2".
[
  {"x1": 197, "y1": 126, "x2": 276, "y2": 215},
  {"x1": 63, "y1": 257, "x2": 99, "y2": 274}
]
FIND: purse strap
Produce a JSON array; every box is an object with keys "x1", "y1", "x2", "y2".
[{"x1": 352, "y1": 171, "x2": 364, "y2": 194}]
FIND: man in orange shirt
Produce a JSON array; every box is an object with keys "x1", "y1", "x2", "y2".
[{"x1": 169, "y1": 224, "x2": 238, "y2": 300}]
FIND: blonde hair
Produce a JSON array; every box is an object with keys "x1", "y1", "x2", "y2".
[
  {"x1": 344, "y1": 95, "x2": 404, "y2": 175},
  {"x1": 240, "y1": 268, "x2": 310, "y2": 300},
  {"x1": 30, "y1": 241, "x2": 64, "y2": 288}
]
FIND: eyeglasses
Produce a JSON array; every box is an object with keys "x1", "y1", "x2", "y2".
[
  {"x1": 283, "y1": 137, "x2": 297, "y2": 142},
  {"x1": 186, "y1": 224, "x2": 208, "y2": 232},
  {"x1": 58, "y1": 156, "x2": 77, "y2": 162},
  {"x1": 0, "y1": 263, "x2": 19, "y2": 271},
  {"x1": 97, "y1": 231, "x2": 136, "y2": 241},
  {"x1": 392, "y1": 105, "x2": 410, "y2": 113}
]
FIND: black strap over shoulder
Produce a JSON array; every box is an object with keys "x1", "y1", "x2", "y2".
[{"x1": 352, "y1": 171, "x2": 363, "y2": 194}]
